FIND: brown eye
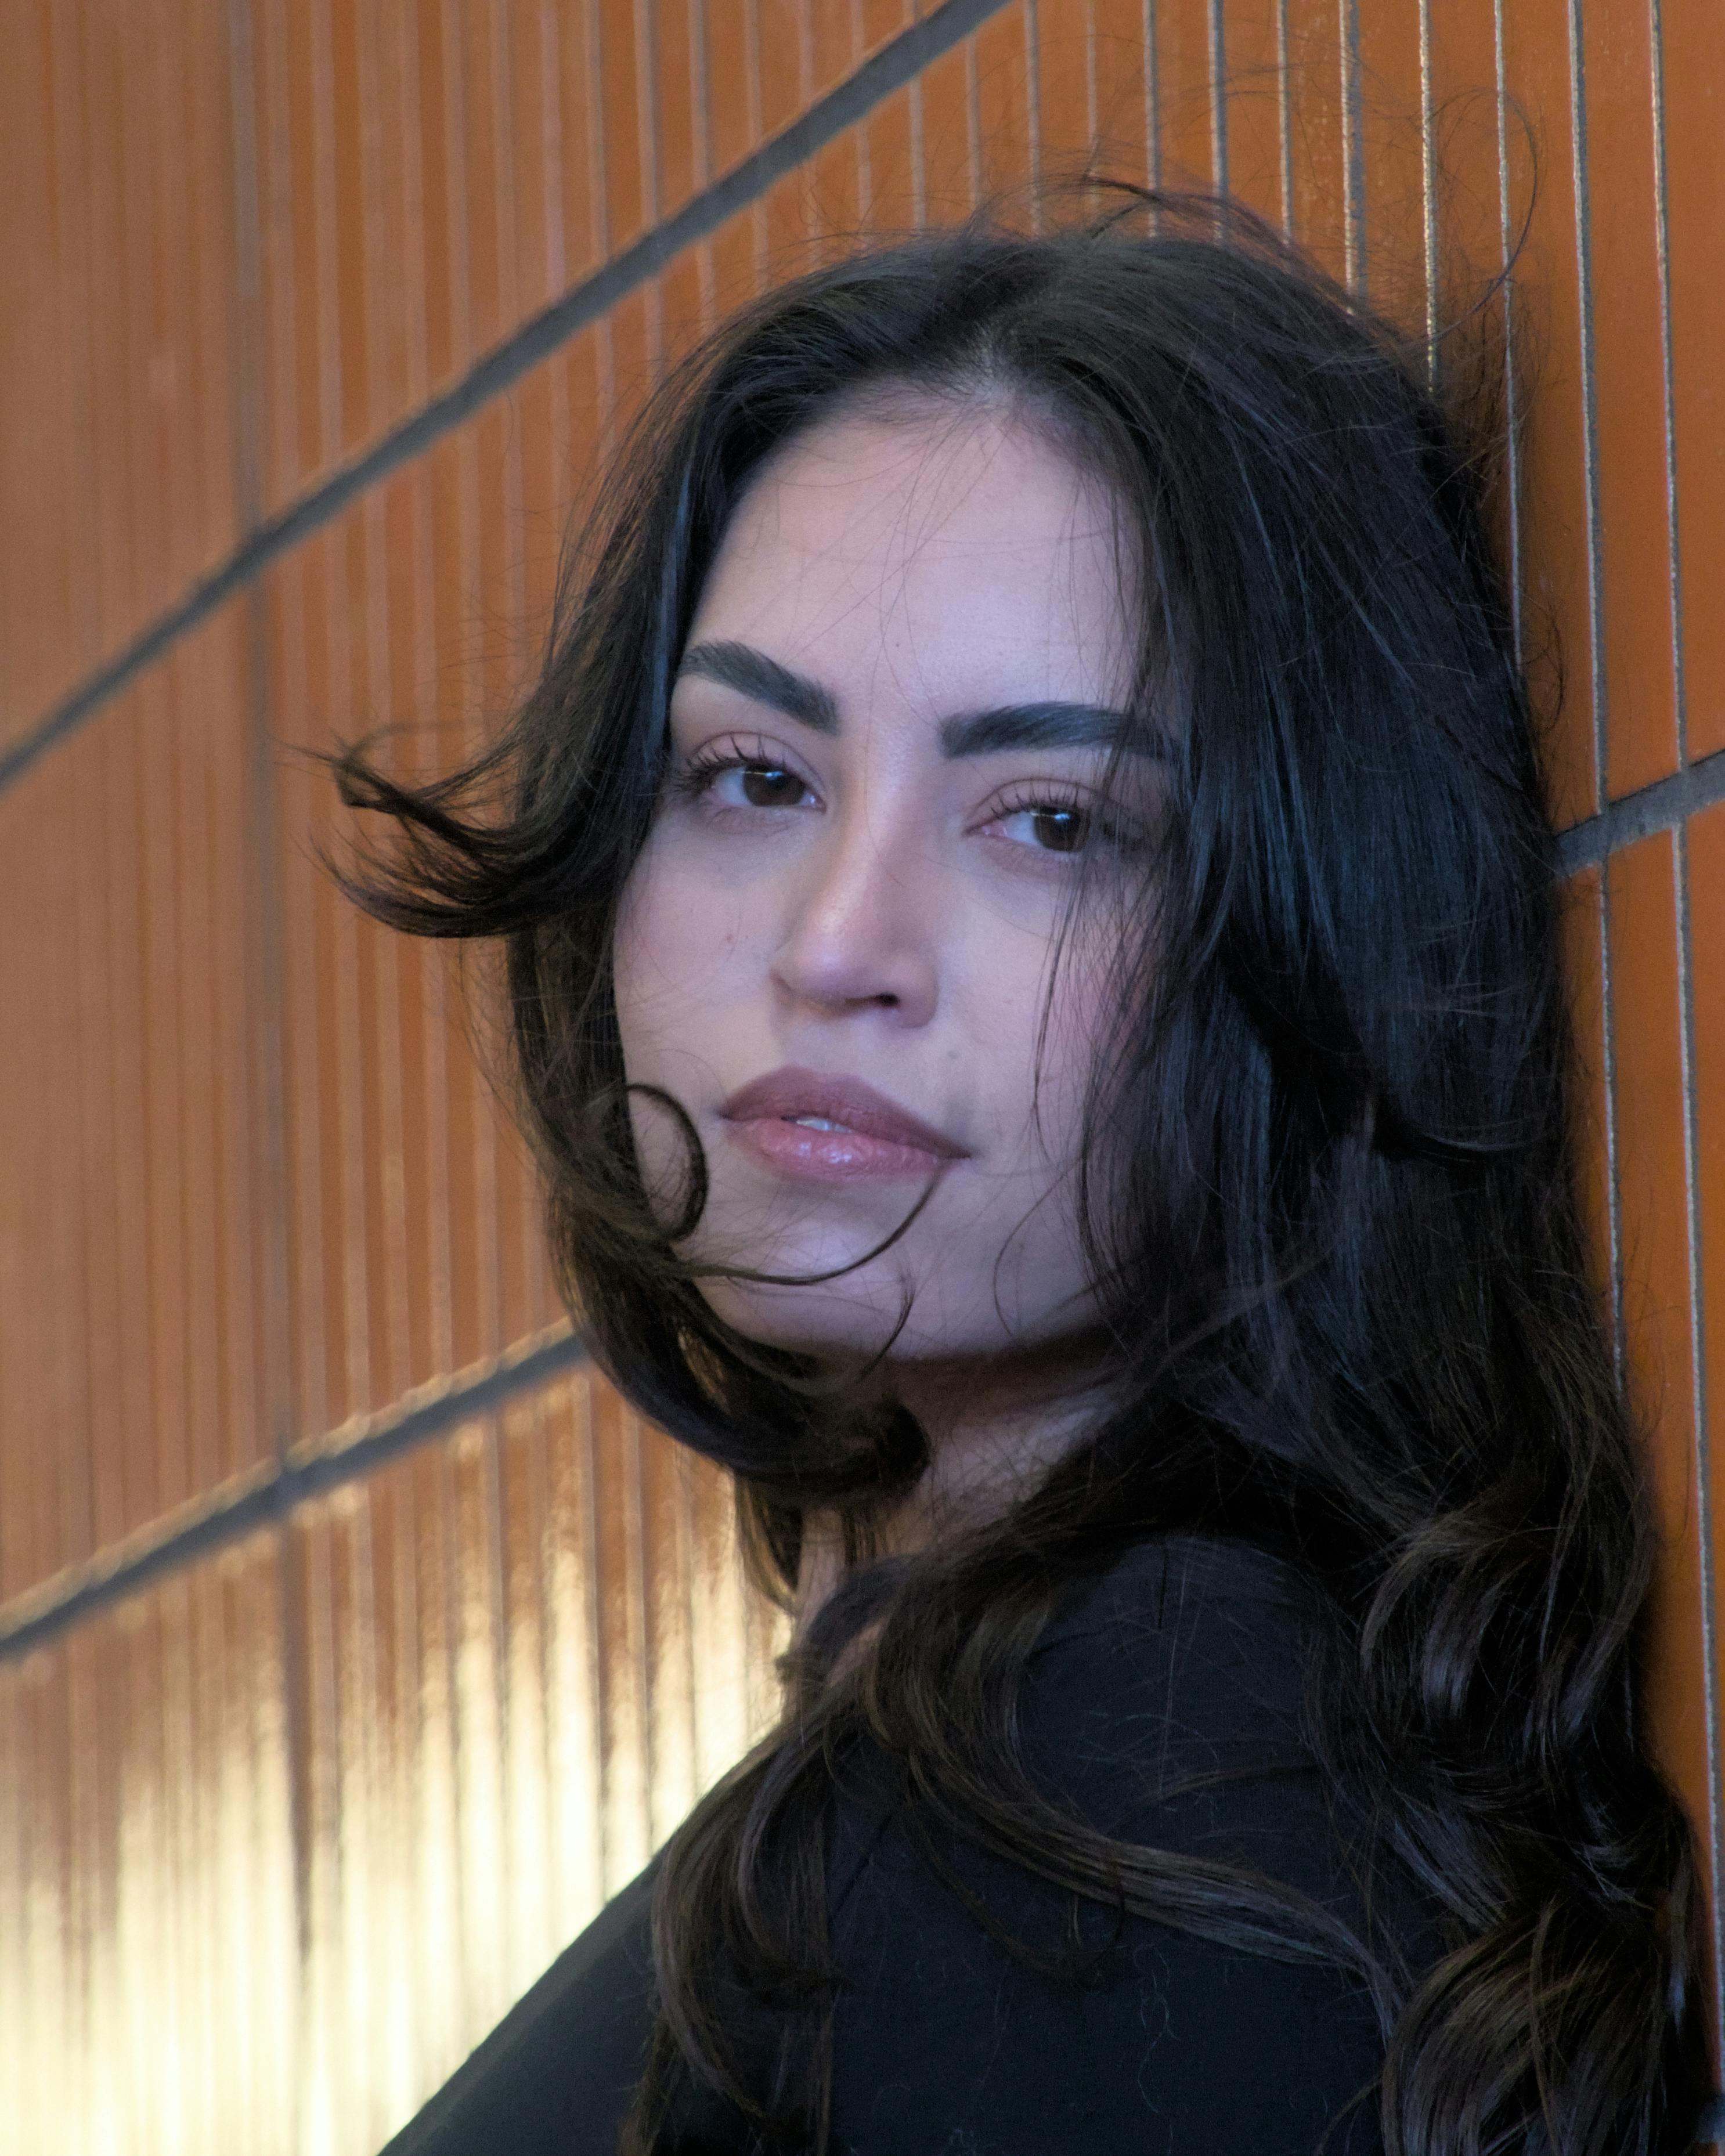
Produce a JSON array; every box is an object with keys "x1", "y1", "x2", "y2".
[
  {"x1": 740, "y1": 765, "x2": 806, "y2": 808},
  {"x1": 1031, "y1": 806, "x2": 1089, "y2": 853}
]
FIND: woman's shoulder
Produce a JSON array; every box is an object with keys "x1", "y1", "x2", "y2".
[
  {"x1": 1024, "y1": 1533, "x2": 1330, "y2": 1783},
  {"x1": 1012, "y1": 1533, "x2": 1427, "y2": 1944},
  {"x1": 824, "y1": 1540, "x2": 1408, "y2": 2156},
  {"x1": 376, "y1": 1862, "x2": 658, "y2": 2156},
  {"x1": 829, "y1": 1533, "x2": 1348, "y2": 1897},
  {"x1": 1041, "y1": 1529, "x2": 1323, "y2": 1644}
]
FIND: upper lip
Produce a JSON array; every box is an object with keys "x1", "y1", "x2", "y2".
[{"x1": 720, "y1": 1067, "x2": 970, "y2": 1158}]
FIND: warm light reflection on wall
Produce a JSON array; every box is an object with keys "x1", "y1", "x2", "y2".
[
  {"x1": 0, "y1": 1375, "x2": 782, "y2": 2156},
  {"x1": 0, "y1": 1533, "x2": 298, "y2": 2155}
]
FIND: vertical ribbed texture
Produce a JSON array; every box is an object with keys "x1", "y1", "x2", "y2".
[
  {"x1": 0, "y1": 0, "x2": 242, "y2": 743},
  {"x1": 2, "y1": 2, "x2": 1723, "y2": 2146}
]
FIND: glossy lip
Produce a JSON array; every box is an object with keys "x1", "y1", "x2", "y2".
[{"x1": 719, "y1": 1066, "x2": 969, "y2": 1183}]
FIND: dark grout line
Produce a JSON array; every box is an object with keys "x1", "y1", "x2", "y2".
[
  {"x1": 0, "y1": 0, "x2": 1011, "y2": 800},
  {"x1": 1566, "y1": 0, "x2": 1607, "y2": 826},
  {"x1": 0, "y1": 1331, "x2": 590, "y2": 1662},
  {"x1": 1556, "y1": 745, "x2": 1725, "y2": 877}
]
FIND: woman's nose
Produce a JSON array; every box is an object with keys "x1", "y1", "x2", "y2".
[{"x1": 768, "y1": 809, "x2": 939, "y2": 1028}]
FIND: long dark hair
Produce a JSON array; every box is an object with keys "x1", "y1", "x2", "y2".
[{"x1": 331, "y1": 190, "x2": 1708, "y2": 2153}]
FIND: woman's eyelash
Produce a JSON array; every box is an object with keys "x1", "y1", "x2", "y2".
[
  {"x1": 667, "y1": 749, "x2": 1141, "y2": 854},
  {"x1": 982, "y1": 786, "x2": 1143, "y2": 853},
  {"x1": 984, "y1": 783, "x2": 1087, "y2": 818},
  {"x1": 668, "y1": 740, "x2": 800, "y2": 801},
  {"x1": 668, "y1": 752, "x2": 727, "y2": 802}
]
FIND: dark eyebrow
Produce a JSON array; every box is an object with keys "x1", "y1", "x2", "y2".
[
  {"x1": 676, "y1": 640, "x2": 840, "y2": 734},
  {"x1": 939, "y1": 702, "x2": 1168, "y2": 760},
  {"x1": 676, "y1": 642, "x2": 1170, "y2": 763}
]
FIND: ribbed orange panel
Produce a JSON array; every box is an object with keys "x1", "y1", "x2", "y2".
[
  {"x1": 3, "y1": 3, "x2": 1724, "y2": 2148},
  {"x1": 0, "y1": 604, "x2": 275, "y2": 1603},
  {"x1": 1219, "y1": 0, "x2": 1287, "y2": 227},
  {"x1": 1661, "y1": 6, "x2": 1725, "y2": 767},
  {"x1": 1690, "y1": 801, "x2": 1725, "y2": 2049},
  {"x1": 0, "y1": 1530, "x2": 299, "y2": 2156},
  {"x1": 1585, "y1": 4, "x2": 1677, "y2": 801},
  {"x1": 0, "y1": 0, "x2": 240, "y2": 743},
  {"x1": 1608, "y1": 835, "x2": 1713, "y2": 1930},
  {"x1": 1500, "y1": 0, "x2": 1598, "y2": 829},
  {"x1": 282, "y1": 1379, "x2": 769, "y2": 2153},
  {"x1": 1280, "y1": 0, "x2": 1348, "y2": 278}
]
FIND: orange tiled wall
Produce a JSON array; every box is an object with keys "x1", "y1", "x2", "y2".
[{"x1": 2, "y1": 5, "x2": 1722, "y2": 2152}]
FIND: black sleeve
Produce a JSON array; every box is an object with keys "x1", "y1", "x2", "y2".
[
  {"x1": 375, "y1": 1862, "x2": 660, "y2": 2156},
  {"x1": 377, "y1": 1539, "x2": 1427, "y2": 2156},
  {"x1": 822, "y1": 1539, "x2": 1413, "y2": 2156}
]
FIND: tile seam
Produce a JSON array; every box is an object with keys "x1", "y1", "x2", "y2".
[
  {"x1": 1556, "y1": 744, "x2": 1725, "y2": 876},
  {"x1": 1493, "y1": 0, "x2": 1524, "y2": 669},
  {"x1": 1673, "y1": 819, "x2": 1725, "y2": 2075},
  {"x1": 1023, "y1": 0, "x2": 1041, "y2": 194},
  {"x1": 0, "y1": 1327, "x2": 591, "y2": 1663},
  {"x1": 1645, "y1": 0, "x2": 1685, "y2": 770},
  {"x1": 1567, "y1": 0, "x2": 1606, "y2": 818},
  {"x1": 0, "y1": 0, "x2": 1015, "y2": 799},
  {"x1": 1600, "y1": 837, "x2": 1629, "y2": 1389},
  {"x1": 1341, "y1": 0, "x2": 1364, "y2": 294},
  {"x1": 1644, "y1": 0, "x2": 1721, "y2": 2075},
  {"x1": 1273, "y1": 0, "x2": 1291, "y2": 234},
  {"x1": 1417, "y1": 0, "x2": 1437, "y2": 382}
]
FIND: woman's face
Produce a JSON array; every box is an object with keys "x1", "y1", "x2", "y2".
[{"x1": 613, "y1": 400, "x2": 1154, "y2": 1368}]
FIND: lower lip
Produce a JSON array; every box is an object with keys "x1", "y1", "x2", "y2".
[{"x1": 724, "y1": 1114, "x2": 955, "y2": 1183}]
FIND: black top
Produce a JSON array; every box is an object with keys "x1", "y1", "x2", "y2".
[{"x1": 382, "y1": 1537, "x2": 1434, "y2": 2156}]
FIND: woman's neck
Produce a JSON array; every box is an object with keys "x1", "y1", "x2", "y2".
[{"x1": 793, "y1": 1337, "x2": 1118, "y2": 1627}]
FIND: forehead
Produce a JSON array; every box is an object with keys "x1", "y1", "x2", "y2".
[{"x1": 686, "y1": 404, "x2": 1137, "y2": 716}]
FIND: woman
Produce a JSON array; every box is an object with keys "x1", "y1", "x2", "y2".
[{"x1": 342, "y1": 192, "x2": 1708, "y2": 2154}]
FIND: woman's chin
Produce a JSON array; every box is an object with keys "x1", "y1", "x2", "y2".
[
  {"x1": 696, "y1": 1277, "x2": 917, "y2": 1359},
  {"x1": 693, "y1": 1270, "x2": 1001, "y2": 1365}
]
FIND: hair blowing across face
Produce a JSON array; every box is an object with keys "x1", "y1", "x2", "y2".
[{"x1": 333, "y1": 190, "x2": 1710, "y2": 2154}]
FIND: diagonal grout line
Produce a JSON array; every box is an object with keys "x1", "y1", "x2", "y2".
[
  {"x1": 1556, "y1": 745, "x2": 1725, "y2": 877},
  {"x1": 0, "y1": 1328, "x2": 590, "y2": 1662},
  {"x1": 0, "y1": 0, "x2": 1012, "y2": 801}
]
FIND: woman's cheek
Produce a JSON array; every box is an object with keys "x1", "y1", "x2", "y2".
[
  {"x1": 962, "y1": 904, "x2": 1107, "y2": 1157},
  {"x1": 613, "y1": 851, "x2": 697, "y2": 1191},
  {"x1": 613, "y1": 844, "x2": 753, "y2": 1208},
  {"x1": 615, "y1": 847, "x2": 711, "y2": 1065}
]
